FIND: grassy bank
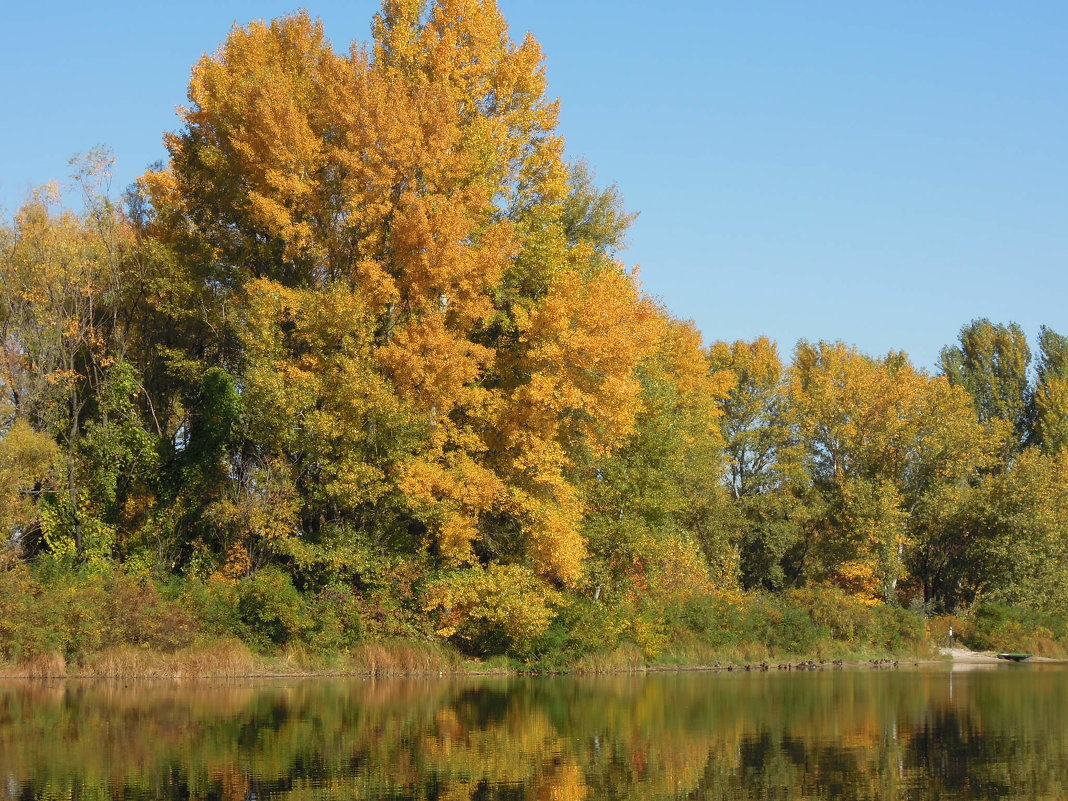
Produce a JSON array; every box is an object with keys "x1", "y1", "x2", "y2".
[
  {"x1": 0, "y1": 639, "x2": 466, "y2": 679},
  {"x1": 0, "y1": 639, "x2": 925, "y2": 680},
  {"x1": 1, "y1": 560, "x2": 1061, "y2": 679}
]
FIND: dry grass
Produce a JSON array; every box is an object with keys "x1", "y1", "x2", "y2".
[
  {"x1": 656, "y1": 640, "x2": 770, "y2": 668},
  {"x1": 1016, "y1": 635, "x2": 1067, "y2": 659},
  {"x1": 348, "y1": 640, "x2": 459, "y2": 675},
  {"x1": 75, "y1": 639, "x2": 258, "y2": 678},
  {"x1": 0, "y1": 634, "x2": 941, "y2": 680},
  {"x1": 572, "y1": 644, "x2": 647, "y2": 674},
  {"x1": 0, "y1": 639, "x2": 461, "y2": 679},
  {"x1": 0, "y1": 651, "x2": 68, "y2": 679}
]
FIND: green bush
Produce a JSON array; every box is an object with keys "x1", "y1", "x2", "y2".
[
  {"x1": 176, "y1": 575, "x2": 243, "y2": 639},
  {"x1": 969, "y1": 602, "x2": 1066, "y2": 655},
  {"x1": 305, "y1": 583, "x2": 364, "y2": 652},
  {"x1": 0, "y1": 561, "x2": 200, "y2": 663},
  {"x1": 751, "y1": 598, "x2": 824, "y2": 655},
  {"x1": 235, "y1": 568, "x2": 310, "y2": 650}
]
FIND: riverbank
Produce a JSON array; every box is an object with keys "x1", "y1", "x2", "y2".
[
  {"x1": 0, "y1": 638, "x2": 936, "y2": 679},
  {"x1": 5, "y1": 562, "x2": 1067, "y2": 679},
  {"x1": 936, "y1": 646, "x2": 1064, "y2": 664},
  {"x1": 0, "y1": 564, "x2": 940, "y2": 678},
  {"x1": 6, "y1": 642, "x2": 1067, "y2": 680}
]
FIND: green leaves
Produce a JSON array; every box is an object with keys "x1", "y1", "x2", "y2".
[{"x1": 940, "y1": 318, "x2": 1032, "y2": 445}]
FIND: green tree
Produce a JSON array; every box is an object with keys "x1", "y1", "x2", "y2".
[
  {"x1": 940, "y1": 319, "x2": 1032, "y2": 447},
  {"x1": 581, "y1": 321, "x2": 736, "y2": 603},
  {"x1": 1032, "y1": 325, "x2": 1068, "y2": 454},
  {"x1": 707, "y1": 337, "x2": 807, "y2": 591}
]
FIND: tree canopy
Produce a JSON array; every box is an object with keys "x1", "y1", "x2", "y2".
[{"x1": 1, "y1": 1, "x2": 1066, "y2": 660}]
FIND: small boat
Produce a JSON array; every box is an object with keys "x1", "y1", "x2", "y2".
[{"x1": 996, "y1": 653, "x2": 1033, "y2": 662}]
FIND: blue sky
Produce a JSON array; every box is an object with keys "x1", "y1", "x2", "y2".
[{"x1": 2, "y1": 1, "x2": 1065, "y2": 369}]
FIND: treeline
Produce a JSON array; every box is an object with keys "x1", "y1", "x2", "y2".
[{"x1": 1, "y1": 0, "x2": 1066, "y2": 665}]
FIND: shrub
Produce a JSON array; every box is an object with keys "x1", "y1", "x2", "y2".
[
  {"x1": 305, "y1": 583, "x2": 364, "y2": 652},
  {"x1": 969, "y1": 602, "x2": 1067, "y2": 655},
  {"x1": 177, "y1": 575, "x2": 242, "y2": 639},
  {"x1": 0, "y1": 561, "x2": 201, "y2": 664},
  {"x1": 424, "y1": 564, "x2": 561, "y2": 657},
  {"x1": 235, "y1": 568, "x2": 310, "y2": 650}
]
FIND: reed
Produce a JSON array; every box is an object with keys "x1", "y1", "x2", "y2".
[
  {"x1": 571, "y1": 643, "x2": 646, "y2": 674},
  {"x1": 348, "y1": 640, "x2": 459, "y2": 675},
  {"x1": 3, "y1": 651, "x2": 68, "y2": 679},
  {"x1": 76, "y1": 639, "x2": 258, "y2": 678}
]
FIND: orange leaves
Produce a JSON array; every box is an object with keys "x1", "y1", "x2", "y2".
[
  {"x1": 398, "y1": 454, "x2": 503, "y2": 566},
  {"x1": 513, "y1": 265, "x2": 662, "y2": 451},
  {"x1": 183, "y1": 14, "x2": 343, "y2": 263},
  {"x1": 388, "y1": 193, "x2": 515, "y2": 323},
  {"x1": 485, "y1": 265, "x2": 662, "y2": 585},
  {"x1": 520, "y1": 492, "x2": 588, "y2": 587},
  {"x1": 378, "y1": 312, "x2": 494, "y2": 416},
  {"x1": 142, "y1": 2, "x2": 664, "y2": 592},
  {"x1": 154, "y1": 3, "x2": 562, "y2": 287}
]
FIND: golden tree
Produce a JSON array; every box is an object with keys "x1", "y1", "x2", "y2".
[
  {"x1": 142, "y1": 2, "x2": 661, "y2": 591},
  {"x1": 787, "y1": 341, "x2": 998, "y2": 602}
]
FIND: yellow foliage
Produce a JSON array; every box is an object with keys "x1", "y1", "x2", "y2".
[
  {"x1": 1035, "y1": 377, "x2": 1068, "y2": 455},
  {"x1": 141, "y1": 4, "x2": 666, "y2": 587},
  {"x1": 0, "y1": 418, "x2": 58, "y2": 541},
  {"x1": 425, "y1": 564, "x2": 561, "y2": 651},
  {"x1": 203, "y1": 457, "x2": 300, "y2": 574},
  {"x1": 832, "y1": 562, "x2": 884, "y2": 607},
  {"x1": 785, "y1": 342, "x2": 1001, "y2": 596},
  {"x1": 708, "y1": 335, "x2": 782, "y2": 391},
  {"x1": 707, "y1": 336, "x2": 801, "y2": 496},
  {"x1": 637, "y1": 532, "x2": 714, "y2": 605},
  {"x1": 788, "y1": 342, "x2": 995, "y2": 486}
]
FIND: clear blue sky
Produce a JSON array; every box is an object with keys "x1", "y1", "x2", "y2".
[{"x1": 2, "y1": 1, "x2": 1065, "y2": 369}]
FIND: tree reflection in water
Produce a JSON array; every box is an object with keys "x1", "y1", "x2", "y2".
[{"x1": 1, "y1": 666, "x2": 1066, "y2": 800}]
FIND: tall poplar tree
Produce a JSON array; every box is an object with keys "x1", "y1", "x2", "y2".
[
  {"x1": 940, "y1": 319, "x2": 1032, "y2": 447},
  {"x1": 1033, "y1": 326, "x2": 1068, "y2": 454},
  {"x1": 140, "y1": 2, "x2": 662, "y2": 596}
]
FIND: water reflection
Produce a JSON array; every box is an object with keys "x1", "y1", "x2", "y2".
[{"x1": 1, "y1": 666, "x2": 1066, "y2": 800}]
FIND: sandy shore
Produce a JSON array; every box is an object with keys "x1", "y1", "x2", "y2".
[{"x1": 938, "y1": 647, "x2": 1059, "y2": 664}]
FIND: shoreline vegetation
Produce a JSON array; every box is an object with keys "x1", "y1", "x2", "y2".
[
  {"x1": 1, "y1": 640, "x2": 1062, "y2": 681},
  {"x1": 4, "y1": 0, "x2": 1068, "y2": 679},
  {"x1": 0, "y1": 561, "x2": 1063, "y2": 679}
]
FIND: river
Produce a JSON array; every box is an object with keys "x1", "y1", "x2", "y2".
[{"x1": 1, "y1": 664, "x2": 1066, "y2": 799}]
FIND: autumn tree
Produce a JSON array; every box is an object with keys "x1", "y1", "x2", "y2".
[
  {"x1": 707, "y1": 337, "x2": 807, "y2": 590},
  {"x1": 140, "y1": 2, "x2": 662, "y2": 600},
  {"x1": 0, "y1": 405, "x2": 57, "y2": 557},
  {"x1": 787, "y1": 342, "x2": 997, "y2": 603},
  {"x1": 581, "y1": 320, "x2": 735, "y2": 606},
  {"x1": 0, "y1": 156, "x2": 162, "y2": 562}
]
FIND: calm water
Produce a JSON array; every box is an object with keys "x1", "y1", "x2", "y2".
[{"x1": 2, "y1": 665, "x2": 1067, "y2": 800}]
